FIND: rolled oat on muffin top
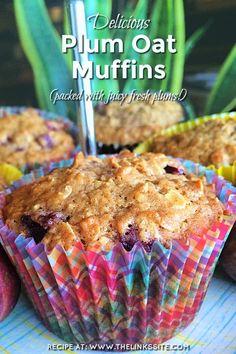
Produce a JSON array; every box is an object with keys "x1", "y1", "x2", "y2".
[
  {"x1": 3, "y1": 150, "x2": 224, "y2": 252},
  {"x1": 152, "y1": 118, "x2": 236, "y2": 168},
  {"x1": 95, "y1": 98, "x2": 184, "y2": 146},
  {"x1": 0, "y1": 108, "x2": 75, "y2": 167}
]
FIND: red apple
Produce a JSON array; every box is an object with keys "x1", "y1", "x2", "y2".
[{"x1": 0, "y1": 244, "x2": 21, "y2": 321}]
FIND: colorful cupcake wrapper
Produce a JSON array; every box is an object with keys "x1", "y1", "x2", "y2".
[
  {"x1": 0, "y1": 106, "x2": 80, "y2": 172},
  {"x1": 0, "y1": 158, "x2": 236, "y2": 344},
  {"x1": 135, "y1": 112, "x2": 236, "y2": 183}
]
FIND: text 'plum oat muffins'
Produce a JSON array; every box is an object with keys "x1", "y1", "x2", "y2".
[
  {"x1": 0, "y1": 151, "x2": 235, "y2": 345},
  {"x1": 0, "y1": 108, "x2": 76, "y2": 168},
  {"x1": 95, "y1": 97, "x2": 184, "y2": 152},
  {"x1": 152, "y1": 118, "x2": 236, "y2": 168},
  {"x1": 3, "y1": 150, "x2": 224, "y2": 252}
]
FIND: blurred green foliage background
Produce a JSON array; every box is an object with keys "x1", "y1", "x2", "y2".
[{"x1": 0, "y1": 0, "x2": 235, "y2": 117}]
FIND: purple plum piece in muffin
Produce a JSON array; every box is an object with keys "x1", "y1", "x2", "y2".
[
  {"x1": 120, "y1": 225, "x2": 138, "y2": 251},
  {"x1": 46, "y1": 121, "x2": 65, "y2": 131},
  {"x1": 37, "y1": 211, "x2": 66, "y2": 228},
  {"x1": 142, "y1": 241, "x2": 154, "y2": 253},
  {"x1": 120, "y1": 225, "x2": 154, "y2": 252},
  {"x1": 37, "y1": 134, "x2": 54, "y2": 149},
  {"x1": 21, "y1": 215, "x2": 47, "y2": 244},
  {"x1": 21, "y1": 212, "x2": 66, "y2": 244},
  {"x1": 164, "y1": 165, "x2": 185, "y2": 175}
]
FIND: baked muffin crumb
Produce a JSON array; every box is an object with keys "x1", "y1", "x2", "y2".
[
  {"x1": 95, "y1": 99, "x2": 184, "y2": 146},
  {"x1": 3, "y1": 151, "x2": 224, "y2": 252},
  {"x1": 152, "y1": 118, "x2": 236, "y2": 167},
  {"x1": 0, "y1": 109, "x2": 75, "y2": 167}
]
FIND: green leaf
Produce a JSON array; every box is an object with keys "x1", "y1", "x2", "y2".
[
  {"x1": 111, "y1": 2, "x2": 134, "y2": 39},
  {"x1": 223, "y1": 97, "x2": 236, "y2": 112},
  {"x1": 181, "y1": 99, "x2": 196, "y2": 120},
  {"x1": 155, "y1": 0, "x2": 176, "y2": 93},
  {"x1": 85, "y1": 0, "x2": 112, "y2": 41},
  {"x1": 142, "y1": 0, "x2": 162, "y2": 62},
  {"x1": 168, "y1": 0, "x2": 185, "y2": 94},
  {"x1": 205, "y1": 45, "x2": 236, "y2": 114},
  {"x1": 147, "y1": 0, "x2": 185, "y2": 94},
  {"x1": 14, "y1": 0, "x2": 74, "y2": 118},
  {"x1": 63, "y1": 4, "x2": 73, "y2": 71},
  {"x1": 185, "y1": 21, "x2": 211, "y2": 60},
  {"x1": 34, "y1": 71, "x2": 55, "y2": 112},
  {"x1": 121, "y1": 0, "x2": 149, "y2": 63},
  {"x1": 122, "y1": 0, "x2": 149, "y2": 92},
  {"x1": 84, "y1": 0, "x2": 118, "y2": 96},
  {"x1": 84, "y1": 1, "x2": 112, "y2": 22},
  {"x1": 143, "y1": 0, "x2": 164, "y2": 92}
]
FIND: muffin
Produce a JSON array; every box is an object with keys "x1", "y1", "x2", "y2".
[
  {"x1": 0, "y1": 151, "x2": 235, "y2": 345},
  {"x1": 152, "y1": 117, "x2": 236, "y2": 168},
  {"x1": 139, "y1": 113, "x2": 236, "y2": 281},
  {"x1": 95, "y1": 97, "x2": 184, "y2": 153},
  {"x1": 2, "y1": 151, "x2": 224, "y2": 252},
  {"x1": 0, "y1": 107, "x2": 78, "y2": 169}
]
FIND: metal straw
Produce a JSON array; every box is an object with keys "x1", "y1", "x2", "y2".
[{"x1": 68, "y1": 0, "x2": 97, "y2": 156}]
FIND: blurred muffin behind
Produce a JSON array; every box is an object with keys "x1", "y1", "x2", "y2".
[
  {"x1": 152, "y1": 117, "x2": 236, "y2": 168},
  {"x1": 95, "y1": 96, "x2": 184, "y2": 153},
  {"x1": 0, "y1": 107, "x2": 78, "y2": 169}
]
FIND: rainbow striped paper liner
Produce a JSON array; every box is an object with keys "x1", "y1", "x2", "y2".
[
  {"x1": 0, "y1": 158, "x2": 236, "y2": 345},
  {"x1": 0, "y1": 106, "x2": 80, "y2": 173},
  {"x1": 135, "y1": 112, "x2": 236, "y2": 184}
]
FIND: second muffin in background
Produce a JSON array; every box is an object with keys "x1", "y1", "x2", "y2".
[
  {"x1": 152, "y1": 116, "x2": 236, "y2": 168},
  {"x1": 95, "y1": 97, "x2": 184, "y2": 153},
  {"x1": 0, "y1": 107, "x2": 78, "y2": 170}
]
